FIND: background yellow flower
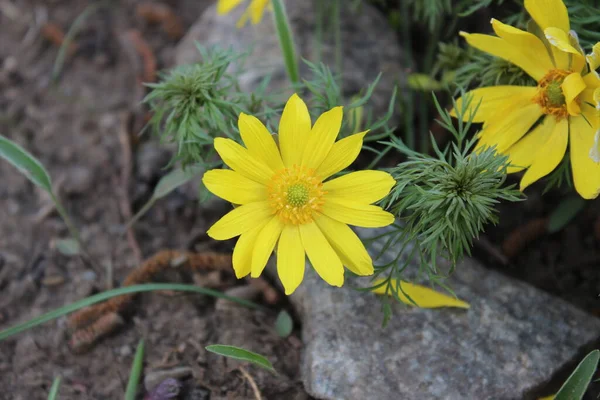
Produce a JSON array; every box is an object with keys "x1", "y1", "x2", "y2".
[
  {"x1": 454, "y1": 0, "x2": 600, "y2": 199},
  {"x1": 217, "y1": 0, "x2": 269, "y2": 27},
  {"x1": 203, "y1": 94, "x2": 395, "y2": 294}
]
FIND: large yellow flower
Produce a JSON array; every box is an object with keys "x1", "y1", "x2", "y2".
[
  {"x1": 454, "y1": 0, "x2": 600, "y2": 199},
  {"x1": 217, "y1": 0, "x2": 269, "y2": 27},
  {"x1": 203, "y1": 94, "x2": 395, "y2": 294}
]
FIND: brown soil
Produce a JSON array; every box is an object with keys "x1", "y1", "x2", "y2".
[{"x1": 0, "y1": 1, "x2": 305, "y2": 398}]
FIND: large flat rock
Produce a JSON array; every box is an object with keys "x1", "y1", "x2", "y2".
[{"x1": 290, "y1": 227, "x2": 600, "y2": 399}]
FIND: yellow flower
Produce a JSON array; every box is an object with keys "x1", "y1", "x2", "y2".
[
  {"x1": 203, "y1": 94, "x2": 395, "y2": 295},
  {"x1": 454, "y1": 0, "x2": 600, "y2": 199},
  {"x1": 217, "y1": 0, "x2": 269, "y2": 28}
]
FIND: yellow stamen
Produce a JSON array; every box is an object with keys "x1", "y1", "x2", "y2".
[
  {"x1": 532, "y1": 69, "x2": 572, "y2": 120},
  {"x1": 268, "y1": 165, "x2": 325, "y2": 225}
]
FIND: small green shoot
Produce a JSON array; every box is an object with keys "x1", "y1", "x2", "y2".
[
  {"x1": 47, "y1": 376, "x2": 62, "y2": 400},
  {"x1": 125, "y1": 339, "x2": 145, "y2": 400},
  {"x1": 206, "y1": 345, "x2": 276, "y2": 373}
]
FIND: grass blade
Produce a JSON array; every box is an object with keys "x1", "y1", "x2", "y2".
[
  {"x1": 206, "y1": 344, "x2": 275, "y2": 372},
  {"x1": 554, "y1": 349, "x2": 599, "y2": 400},
  {"x1": 0, "y1": 283, "x2": 263, "y2": 342},
  {"x1": 0, "y1": 134, "x2": 52, "y2": 192},
  {"x1": 47, "y1": 377, "x2": 62, "y2": 400},
  {"x1": 125, "y1": 339, "x2": 145, "y2": 400}
]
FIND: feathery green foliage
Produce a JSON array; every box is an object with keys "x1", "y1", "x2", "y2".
[
  {"x1": 370, "y1": 92, "x2": 522, "y2": 305},
  {"x1": 144, "y1": 46, "x2": 256, "y2": 167}
]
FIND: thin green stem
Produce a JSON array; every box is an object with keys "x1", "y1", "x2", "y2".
[
  {"x1": 271, "y1": 0, "x2": 300, "y2": 85},
  {"x1": 333, "y1": 0, "x2": 343, "y2": 88}
]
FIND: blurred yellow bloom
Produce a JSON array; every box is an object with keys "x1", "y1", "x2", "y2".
[
  {"x1": 454, "y1": 0, "x2": 600, "y2": 199},
  {"x1": 217, "y1": 0, "x2": 269, "y2": 28},
  {"x1": 203, "y1": 94, "x2": 395, "y2": 295}
]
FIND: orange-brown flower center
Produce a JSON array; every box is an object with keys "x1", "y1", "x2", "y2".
[
  {"x1": 533, "y1": 69, "x2": 572, "y2": 120},
  {"x1": 267, "y1": 165, "x2": 325, "y2": 225}
]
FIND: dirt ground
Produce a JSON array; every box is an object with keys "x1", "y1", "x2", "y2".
[
  {"x1": 1, "y1": 0, "x2": 600, "y2": 399},
  {"x1": 0, "y1": 0, "x2": 306, "y2": 398}
]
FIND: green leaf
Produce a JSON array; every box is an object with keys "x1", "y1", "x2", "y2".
[
  {"x1": 54, "y1": 238, "x2": 80, "y2": 256},
  {"x1": 128, "y1": 164, "x2": 204, "y2": 227},
  {"x1": 0, "y1": 283, "x2": 263, "y2": 342},
  {"x1": 274, "y1": 310, "x2": 293, "y2": 338},
  {"x1": 547, "y1": 196, "x2": 586, "y2": 233},
  {"x1": 47, "y1": 377, "x2": 62, "y2": 400},
  {"x1": 206, "y1": 345, "x2": 276, "y2": 372},
  {"x1": 153, "y1": 164, "x2": 204, "y2": 198},
  {"x1": 554, "y1": 349, "x2": 599, "y2": 400},
  {"x1": 407, "y1": 73, "x2": 443, "y2": 91},
  {"x1": 125, "y1": 339, "x2": 145, "y2": 400},
  {"x1": 0, "y1": 135, "x2": 52, "y2": 192}
]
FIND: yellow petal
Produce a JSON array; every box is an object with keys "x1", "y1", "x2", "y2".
[
  {"x1": 279, "y1": 93, "x2": 311, "y2": 167},
  {"x1": 207, "y1": 201, "x2": 272, "y2": 240},
  {"x1": 590, "y1": 128, "x2": 600, "y2": 163},
  {"x1": 583, "y1": 71, "x2": 600, "y2": 90},
  {"x1": 314, "y1": 213, "x2": 374, "y2": 276},
  {"x1": 299, "y1": 222, "x2": 344, "y2": 287},
  {"x1": 235, "y1": 9, "x2": 250, "y2": 28},
  {"x1": 322, "y1": 198, "x2": 395, "y2": 228},
  {"x1": 537, "y1": 396, "x2": 554, "y2": 400},
  {"x1": 233, "y1": 221, "x2": 268, "y2": 278},
  {"x1": 570, "y1": 116, "x2": 600, "y2": 199},
  {"x1": 301, "y1": 106, "x2": 343, "y2": 170},
  {"x1": 277, "y1": 225, "x2": 305, "y2": 295},
  {"x1": 561, "y1": 73, "x2": 586, "y2": 116},
  {"x1": 524, "y1": 0, "x2": 569, "y2": 32},
  {"x1": 202, "y1": 169, "x2": 267, "y2": 204},
  {"x1": 545, "y1": 28, "x2": 585, "y2": 73},
  {"x1": 217, "y1": 0, "x2": 244, "y2": 15},
  {"x1": 214, "y1": 138, "x2": 274, "y2": 185},
  {"x1": 238, "y1": 113, "x2": 284, "y2": 172},
  {"x1": 586, "y1": 42, "x2": 600, "y2": 71},
  {"x1": 478, "y1": 103, "x2": 543, "y2": 152},
  {"x1": 249, "y1": 0, "x2": 269, "y2": 24},
  {"x1": 491, "y1": 19, "x2": 553, "y2": 71},
  {"x1": 520, "y1": 118, "x2": 569, "y2": 190},
  {"x1": 315, "y1": 131, "x2": 368, "y2": 180},
  {"x1": 452, "y1": 86, "x2": 538, "y2": 123},
  {"x1": 372, "y1": 279, "x2": 470, "y2": 309},
  {"x1": 505, "y1": 117, "x2": 556, "y2": 173},
  {"x1": 323, "y1": 170, "x2": 395, "y2": 204},
  {"x1": 251, "y1": 215, "x2": 284, "y2": 277},
  {"x1": 460, "y1": 32, "x2": 547, "y2": 80}
]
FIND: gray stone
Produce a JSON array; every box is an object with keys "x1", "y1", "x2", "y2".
[
  {"x1": 289, "y1": 226, "x2": 600, "y2": 400},
  {"x1": 175, "y1": 0, "x2": 404, "y2": 122}
]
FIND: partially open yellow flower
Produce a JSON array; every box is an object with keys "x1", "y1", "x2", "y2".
[
  {"x1": 203, "y1": 94, "x2": 395, "y2": 294},
  {"x1": 454, "y1": 0, "x2": 600, "y2": 199},
  {"x1": 217, "y1": 0, "x2": 269, "y2": 28}
]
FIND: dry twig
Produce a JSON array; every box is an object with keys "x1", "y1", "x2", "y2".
[
  {"x1": 135, "y1": 2, "x2": 184, "y2": 39},
  {"x1": 238, "y1": 366, "x2": 263, "y2": 400}
]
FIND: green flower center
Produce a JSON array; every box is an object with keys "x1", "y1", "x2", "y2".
[
  {"x1": 545, "y1": 81, "x2": 566, "y2": 107},
  {"x1": 286, "y1": 183, "x2": 310, "y2": 207}
]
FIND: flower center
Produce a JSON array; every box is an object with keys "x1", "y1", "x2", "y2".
[
  {"x1": 268, "y1": 165, "x2": 325, "y2": 225},
  {"x1": 533, "y1": 69, "x2": 572, "y2": 120}
]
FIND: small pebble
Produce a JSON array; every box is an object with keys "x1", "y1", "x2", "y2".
[{"x1": 118, "y1": 345, "x2": 132, "y2": 357}]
